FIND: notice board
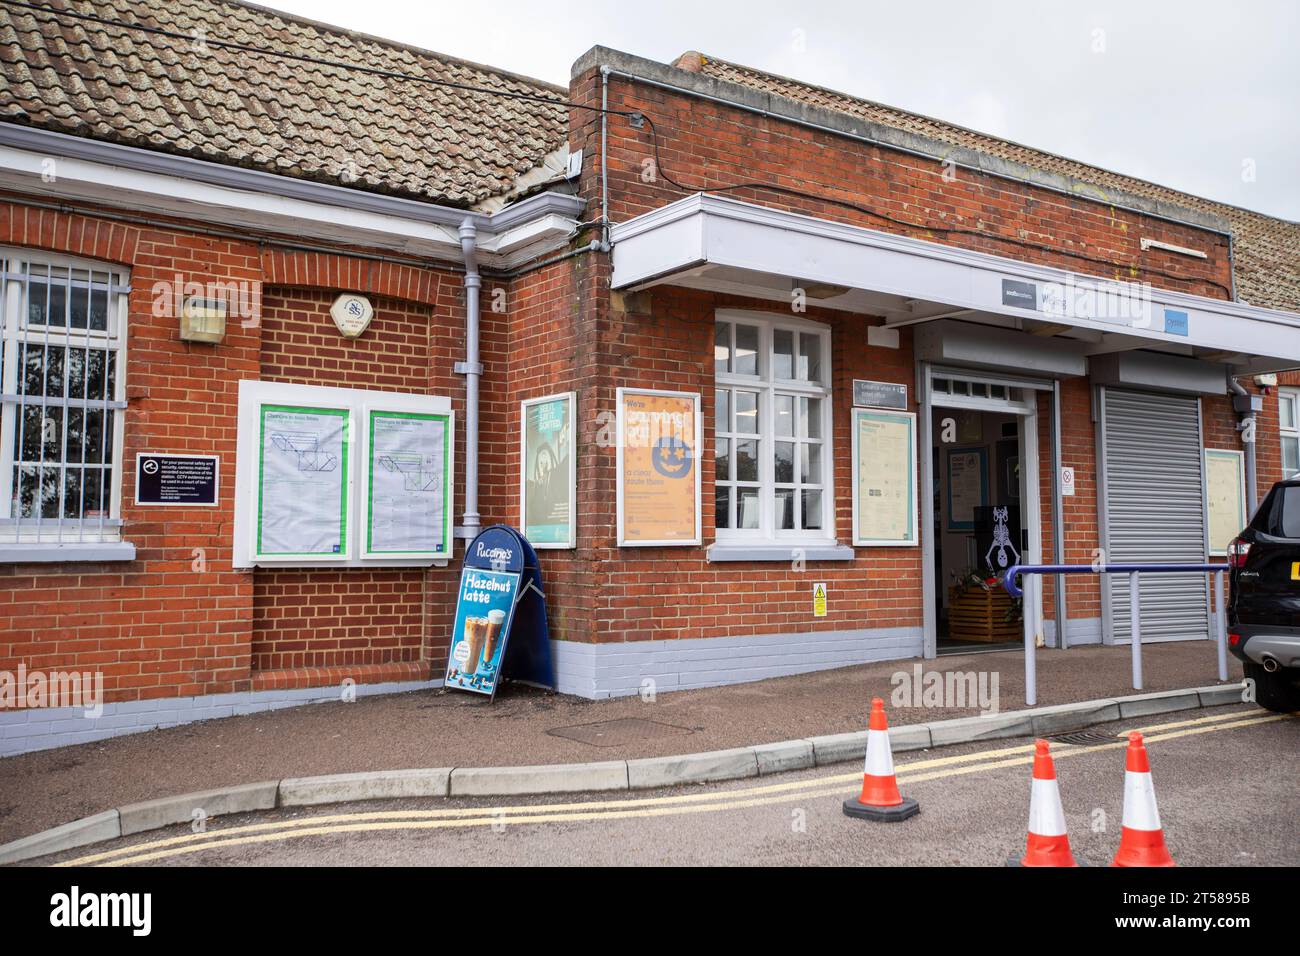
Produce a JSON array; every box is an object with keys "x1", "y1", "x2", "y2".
[{"x1": 852, "y1": 408, "x2": 918, "y2": 546}]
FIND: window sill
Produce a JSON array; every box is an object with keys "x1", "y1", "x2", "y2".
[
  {"x1": 706, "y1": 542, "x2": 855, "y2": 563},
  {"x1": 0, "y1": 542, "x2": 136, "y2": 563}
]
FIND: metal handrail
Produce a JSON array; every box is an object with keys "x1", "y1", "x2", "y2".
[{"x1": 1001, "y1": 562, "x2": 1231, "y2": 706}]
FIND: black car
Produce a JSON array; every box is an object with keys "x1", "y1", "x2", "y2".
[{"x1": 1227, "y1": 478, "x2": 1300, "y2": 712}]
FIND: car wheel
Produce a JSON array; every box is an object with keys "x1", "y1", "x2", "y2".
[{"x1": 1243, "y1": 661, "x2": 1300, "y2": 713}]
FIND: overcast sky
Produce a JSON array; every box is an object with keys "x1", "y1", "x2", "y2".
[{"x1": 270, "y1": 0, "x2": 1299, "y2": 221}]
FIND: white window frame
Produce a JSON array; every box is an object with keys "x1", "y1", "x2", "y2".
[
  {"x1": 1280, "y1": 387, "x2": 1300, "y2": 479},
  {"x1": 232, "y1": 379, "x2": 454, "y2": 569},
  {"x1": 0, "y1": 248, "x2": 129, "y2": 551},
  {"x1": 713, "y1": 309, "x2": 835, "y2": 547}
]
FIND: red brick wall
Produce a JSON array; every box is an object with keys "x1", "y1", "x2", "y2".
[
  {"x1": 0, "y1": 203, "x2": 257, "y2": 701},
  {"x1": 561, "y1": 64, "x2": 1248, "y2": 650},
  {"x1": 0, "y1": 199, "x2": 492, "y2": 704},
  {"x1": 580, "y1": 285, "x2": 922, "y2": 643},
  {"x1": 480, "y1": 257, "x2": 599, "y2": 645},
  {"x1": 1204, "y1": 390, "x2": 1276, "y2": 504},
  {"x1": 1035, "y1": 378, "x2": 1103, "y2": 627},
  {"x1": 252, "y1": 569, "x2": 428, "y2": 670},
  {"x1": 259, "y1": 289, "x2": 436, "y2": 393},
  {"x1": 252, "y1": 288, "x2": 465, "y2": 676},
  {"x1": 570, "y1": 68, "x2": 1236, "y2": 302}
]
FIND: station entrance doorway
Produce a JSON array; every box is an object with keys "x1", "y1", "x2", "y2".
[{"x1": 923, "y1": 369, "x2": 1048, "y2": 655}]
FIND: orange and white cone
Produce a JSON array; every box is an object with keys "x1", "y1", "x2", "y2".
[
  {"x1": 842, "y1": 698, "x2": 919, "y2": 822},
  {"x1": 1013, "y1": 740, "x2": 1078, "y2": 866},
  {"x1": 1111, "y1": 732, "x2": 1175, "y2": 867}
]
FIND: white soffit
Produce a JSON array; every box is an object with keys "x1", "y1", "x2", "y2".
[
  {"x1": 0, "y1": 143, "x2": 578, "y2": 269},
  {"x1": 610, "y1": 193, "x2": 1300, "y2": 369}
]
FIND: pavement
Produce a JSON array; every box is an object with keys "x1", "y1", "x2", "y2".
[
  {"x1": 25, "y1": 705, "x2": 1297, "y2": 866},
  {"x1": 0, "y1": 640, "x2": 1236, "y2": 845}
]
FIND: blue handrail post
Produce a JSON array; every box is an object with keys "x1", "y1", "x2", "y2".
[
  {"x1": 1002, "y1": 561, "x2": 1230, "y2": 706},
  {"x1": 1215, "y1": 570, "x2": 1229, "y2": 682},
  {"x1": 1024, "y1": 580, "x2": 1036, "y2": 707},
  {"x1": 1129, "y1": 571, "x2": 1142, "y2": 691}
]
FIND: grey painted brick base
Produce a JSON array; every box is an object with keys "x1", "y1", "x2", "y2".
[
  {"x1": 552, "y1": 625, "x2": 924, "y2": 699},
  {"x1": 1042, "y1": 617, "x2": 1103, "y2": 648},
  {"x1": 1, "y1": 627, "x2": 921, "y2": 754},
  {"x1": 0, "y1": 678, "x2": 441, "y2": 758}
]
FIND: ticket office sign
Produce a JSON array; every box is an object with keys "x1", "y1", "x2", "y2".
[{"x1": 616, "y1": 388, "x2": 701, "y2": 546}]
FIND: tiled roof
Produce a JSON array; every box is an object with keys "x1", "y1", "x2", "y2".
[
  {"x1": 682, "y1": 53, "x2": 1300, "y2": 314},
  {"x1": 0, "y1": 0, "x2": 569, "y2": 208}
]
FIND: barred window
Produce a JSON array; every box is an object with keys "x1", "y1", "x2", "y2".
[{"x1": 1, "y1": 250, "x2": 128, "y2": 545}]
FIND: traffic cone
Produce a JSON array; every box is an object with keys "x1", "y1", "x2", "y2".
[
  {"x1": 842, "y1": 698, "x2": 919, "y2": 822},
  {"x1": 1012, "y1": 740, "x2": 1078, "y2": 866},
  {"x1": 1111, "y1": 732, "x2": 1175, "y2": 867}
]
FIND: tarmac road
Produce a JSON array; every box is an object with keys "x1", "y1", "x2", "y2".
[{"x1": 32, "y1": 705, "x2": 1298, "y2": 867}]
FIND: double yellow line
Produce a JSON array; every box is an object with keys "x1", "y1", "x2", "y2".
[{"x1": 56, "y1": 708, "x2": 1291, "y2": 867}]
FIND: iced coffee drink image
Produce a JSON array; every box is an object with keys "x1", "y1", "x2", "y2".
[
  {"x1": 482, "y1": 608, "x2": 506, "y2": 668},
  {"x1": 460, "y1": 617, "x2": 487, "y2": 676}
]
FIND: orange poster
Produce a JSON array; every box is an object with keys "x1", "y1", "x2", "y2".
[{"x1": 618, "y1": 389, "x2": 700, "y2": 545}]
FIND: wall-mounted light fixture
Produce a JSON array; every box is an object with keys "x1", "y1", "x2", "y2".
[{"x1": 179, "y1": 296, "x2": 227, "y2": 344}]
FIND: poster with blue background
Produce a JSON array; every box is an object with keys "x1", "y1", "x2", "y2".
[{"x1": 446, "y1": 565, "x2": 519, "y2": 695}]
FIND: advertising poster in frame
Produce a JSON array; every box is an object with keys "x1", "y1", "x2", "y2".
[
  {"x1": 616, "y1": 388, "x2": 701, "y2": 546},
  {"x1": 445, "y1": 563, "x2": 521, "y2": 696},
  {"x1": 1204, "y1": 448, "x2": 1246, "y2": 557},
  {"x1": 520, "y1": 392, "x2": 576, "y2": 548},
  {"x1": 852, "y1": 408, "x2": 918, "y2": 546}
]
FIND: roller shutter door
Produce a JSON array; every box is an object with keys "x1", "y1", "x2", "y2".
[{"x1": 1100, "y1": 388, "x2": 1209, "y2": 642}]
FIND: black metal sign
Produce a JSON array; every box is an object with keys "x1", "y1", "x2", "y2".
[
  {"x1": 1001, "y1": 278, "x2": 1038, "y2": 310},
  {"x1": 135, "y1": 454, "x2": 220, "y2": 506},
  {"x1": 852, "y1": 379, "x2": 908, "y2": 410}
]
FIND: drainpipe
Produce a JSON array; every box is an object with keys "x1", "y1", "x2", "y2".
[
  {"x1": 1228, "y1": 374, "x2": 1259, "y2": 516},
  {"x1": 457, "y1": 217, "x2": 482, "y2": 540}
]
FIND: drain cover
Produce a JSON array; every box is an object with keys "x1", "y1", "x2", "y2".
[
  {"x1": 1048, "y1": 730, "x2": 1121, "y2": 746},
  {"x1": 547, "y1": 717, "x2": 694, "y2": 748}
]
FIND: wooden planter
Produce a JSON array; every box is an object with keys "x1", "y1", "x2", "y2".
[{"x1": 948, "y1": 585, "x2": 1021, "y2": 643}]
